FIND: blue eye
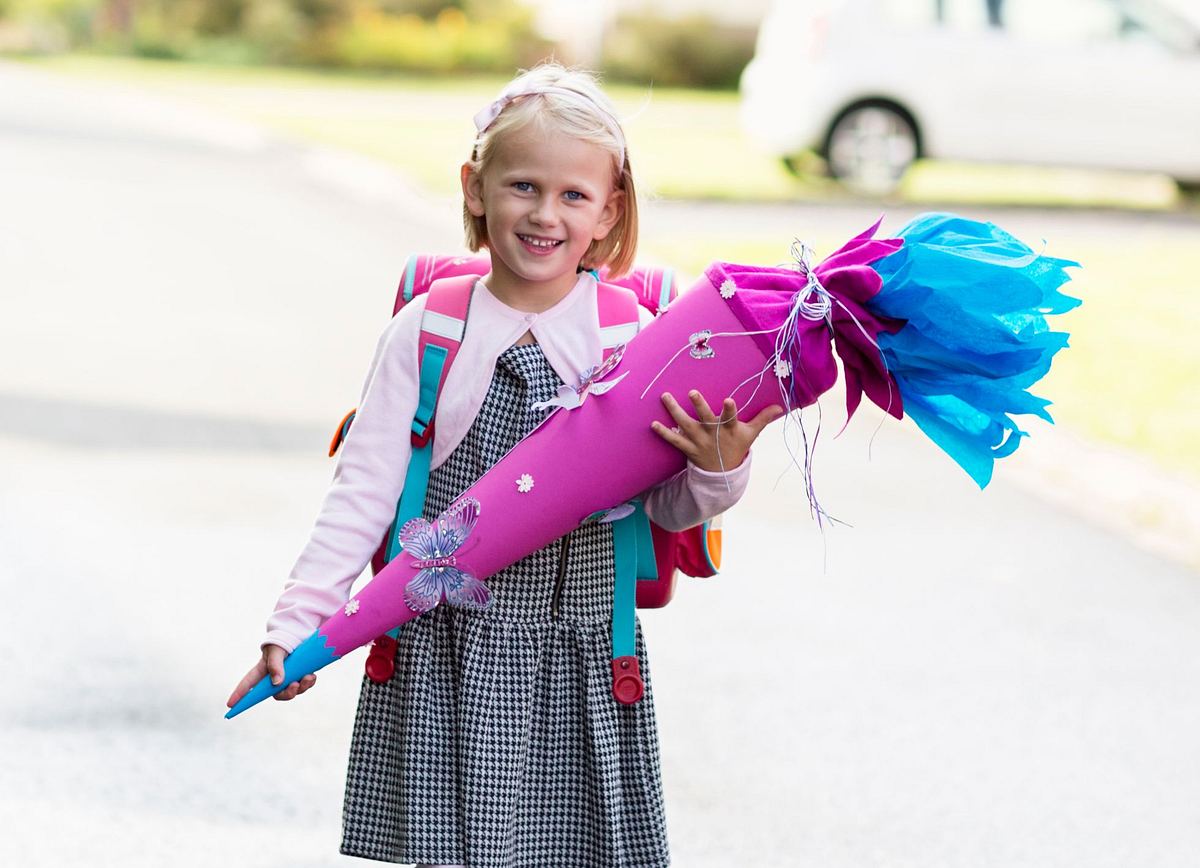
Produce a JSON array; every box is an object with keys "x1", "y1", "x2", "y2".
[
  {"x1": 513, "y1": 181, "x2": 534, "y2": 192},
  {"x1": 564, "y1": 190, "x2": 584, "y2": 201}
]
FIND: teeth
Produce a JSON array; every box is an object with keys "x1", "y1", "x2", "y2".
[{"x1": 519, "y1": 235, "x2": 561, "y2": 248}]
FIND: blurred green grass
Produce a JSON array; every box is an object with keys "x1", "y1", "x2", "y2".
[
  {"x1": 23, "y1": 54, "x2": 1200, "y2": 480},
  {"x1": 1032, "y1": 237, "x2": 1200, "y2": 479}
]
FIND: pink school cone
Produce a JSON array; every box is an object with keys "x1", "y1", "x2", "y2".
[{"x1": 227, "y1": 225, "x2": 909, "y2": 719}]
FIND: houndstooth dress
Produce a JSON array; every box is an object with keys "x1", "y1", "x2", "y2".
[{"x1": 340, "y1": 343, "x2": 671, "y2": 868}]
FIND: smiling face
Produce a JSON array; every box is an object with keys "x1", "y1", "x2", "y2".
[{"x1": 461, "y1": 122, "x2": 624, "y2": 309}]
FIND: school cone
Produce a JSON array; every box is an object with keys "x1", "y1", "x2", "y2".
[{"x1": 227, "y1": 213, "x2": 1078, "y2": 719}]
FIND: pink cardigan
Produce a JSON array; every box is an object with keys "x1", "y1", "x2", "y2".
[{"x1": 264, "y1": 272, "x2": 752, "y2": 652}]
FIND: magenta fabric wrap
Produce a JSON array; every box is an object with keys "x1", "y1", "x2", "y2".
[{"x1": 717, "y1": 218, "x2": 906, "y2": 420}]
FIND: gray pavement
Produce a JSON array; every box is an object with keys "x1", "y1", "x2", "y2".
[{"x1": 2, "y1": 61, "x2": 1199, "y2": 868}]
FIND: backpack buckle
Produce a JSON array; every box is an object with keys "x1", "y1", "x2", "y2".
[
  {"x1": 611, "y1": 656, "x2": 644, "y2": 705},
  {"x1": 411, "y1": 419, "x2": 435, "y2": 448},
  {"x1": 364, "y1": 634, "x2": 399, "y2": 683}
]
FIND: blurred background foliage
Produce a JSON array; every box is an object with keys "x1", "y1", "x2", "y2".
[
  {"x1": 0, "y1": 0, "x2": 755, "y2": 86},
  {"x1": 2, "y1": 0, "x2": 1197, "y2": 484},
  {"x1": 601, "y1": 11, "x2": 756, "y2": 89}
]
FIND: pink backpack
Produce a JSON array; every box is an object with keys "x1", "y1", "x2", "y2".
[{"x1": 329, "y1": 253, "x2": 721, "y2": 702}]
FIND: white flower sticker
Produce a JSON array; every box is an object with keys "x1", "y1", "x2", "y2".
[
  {"x1": 719, "y1": 278, "x2": 737, "y2": 299},
  {"x1": 774, "y1": 358, "x2": 792, "y2": 379},
  {"x1": 516, "y1": 473, "x2": 535, "y2": 493},
  {"x1": 345, "y1": 599, "x2": 361, "y2": 616}
]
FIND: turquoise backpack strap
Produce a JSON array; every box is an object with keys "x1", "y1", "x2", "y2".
[
  {"x1": 366, "y1": 276, "x2": 474, "y2": 661},
  {"x1": 610, "y1": 508, "x2": 645, "y2": 705},
  {"x1": 633, "y1": 502, "x2": 659, "y2": 580},
  {"x1": 381, "y1": 275, "x2": 474, "y2": 561},
  {"x1": 383, "y1": 342, "x2": 446, "y2": 562},
  {"x1": 595, "y1": 280, "x2": 648, "y2": 704},
  {"x1": 657, "y1": 269, "x2": 674, "y2": 313},
  {"x1": 400, "y1": 253, "x2": 418, "y2": 304},
  {"x1": 609, "y1": 500, "x2": 658, "y2": 703}
]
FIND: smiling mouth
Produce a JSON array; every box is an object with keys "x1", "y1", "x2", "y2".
[{"x1": 517, "y1": 234, "x2": 564, "y2": 250}]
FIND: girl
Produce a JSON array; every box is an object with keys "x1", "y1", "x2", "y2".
[{"x1": 228, "y1": 62, "x2": 781, "y2": 868}]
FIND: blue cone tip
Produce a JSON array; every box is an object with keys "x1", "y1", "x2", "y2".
[{"x1": 225, "y1": 630, "x2": 340, "y2": 719}]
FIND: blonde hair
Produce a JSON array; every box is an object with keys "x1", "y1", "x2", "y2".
[{"x1": 463, "y1": 62, "x2": 639, "y2": 278}]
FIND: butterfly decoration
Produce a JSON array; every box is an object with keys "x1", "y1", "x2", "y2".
[
  {"x1": 531, "y1": 344, "x2": 630, "y2": 412},
  {"x1": 688, "y1": 330, "x2": 715, "y2": 360},
  {"x1": 399, "y1": 497, "x2": 492, "y2": 614}
]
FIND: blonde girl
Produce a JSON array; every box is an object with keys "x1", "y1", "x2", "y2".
[{"x1": 228, "y1": 62, "x2": 780, "y2": 868}]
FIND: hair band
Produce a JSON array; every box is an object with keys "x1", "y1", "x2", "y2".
[{"x1": 472, "y1": 85, "x2": 626, "y2": 167}]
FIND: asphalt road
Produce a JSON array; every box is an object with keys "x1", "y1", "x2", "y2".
[{"x1": 2, "y1": 62, "x2": 1198, "y2": 868}]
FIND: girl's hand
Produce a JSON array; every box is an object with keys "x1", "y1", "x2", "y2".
[
  {"x1": 652, "y1": 390, "x2": 783, "y2": 473},
  {"x1": 226, "y1": 644, "x2": 317, "y2": 709}
]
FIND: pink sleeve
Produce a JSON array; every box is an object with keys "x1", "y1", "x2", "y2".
[
  {"x1": 262, "y1": 299, "x2": 425, "y2": 653},
  {"x1": 642, "y1": 453, "x2": 753, "y2": 532}
]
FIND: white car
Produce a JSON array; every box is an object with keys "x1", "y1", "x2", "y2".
[{"x1": 740, "y1": 0, "x2": 1200, "y2": 192}]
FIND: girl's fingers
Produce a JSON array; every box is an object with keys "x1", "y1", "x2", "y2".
[
  {"x1": 227, "y1": 660, "x2": 267, "y2": 707},
  {"x1": 275, "y1": 674, "x2": 317, "y2": 701},
  {"x1": 650, "y1": 420, "x2": 694, "y2": 456},
  {"x1": 228, "y1": 669, "x2": 255, "y2": 706},
  {"x1": 228, "y1": 645, "x2": 303, "y2": 707},
  {"x1": 264, "y1": 645, "x2": 287, "y2": 686},
  {"x1": 687, "y1": 390, "x2": 719, "y2": 425},
  {"x1": 687, "y1": 392, "x2": 742, "y2": 428},
  {"x1": 661, "y1": 393, "x2": 700, "y2": 432},
  {"x1": 747, "y1": 404, "x2": 786, "y2": 433}
]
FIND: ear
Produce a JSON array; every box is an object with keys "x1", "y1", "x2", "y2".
[
  {"x1": 592, "y1": 188, "x2": 625, "y2": 241},
  {"x1": 461, "y1": 162, "x2": 486, "y2": 217}
]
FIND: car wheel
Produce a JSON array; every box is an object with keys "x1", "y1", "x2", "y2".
[{"x1": 825, "y1": 104, "x2": 919, "y2": 195}]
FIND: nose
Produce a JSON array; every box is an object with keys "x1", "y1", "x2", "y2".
[{"x1": 529, "y1": 193, "x2": 560, "y2": 227}]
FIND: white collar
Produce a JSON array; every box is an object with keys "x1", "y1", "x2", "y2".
[{"x1": 472, "y1": 271, "x2": 596, "y2": 324}]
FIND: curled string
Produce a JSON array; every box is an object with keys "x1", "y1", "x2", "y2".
[
  {"x1": 728, "y1": 353, "x2": 777, "y2": 410},
  {"x1": 680, "y1": 356, "x2": 783, "y2": 495},
  {"x1": 774, "y1": 403, "x2": 850, "y2": 571},
  {"x1": 635, "y1": 239, "x2": 898, "y2": 535},
  {"x1": 637, "y1": 326, "x2": 782, "y2": 401},
  {"x1": 786, "y1": 239, "x2": 813, "y2": 273},
  {"x1": 637, "y1": 341, "x2": 694, "y2": 401},
  {"x1": 670, "y1": 398, "x2": 744, "y2": 495},
  {"x1": 711, "y1": 404, "x2": 731, "y2": 493},
  {"x1": 787, "y1": 240, "x2": 834, "y2": 321},
  {"x1": 706, "y1": 346, "x2": 804, "y2": 494},
  {"x1": 770, "y1": 240, "x2": 836, "y2": 525},
  {"x1": 788, "y1": 235, "x2": 898, "y2": 458},
  {"x1": 637, "y1": 325, "x2": 783, "y2": 495},
  {"x1": 636, "y1": 243, "x2": 845, "y2": 522}
]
